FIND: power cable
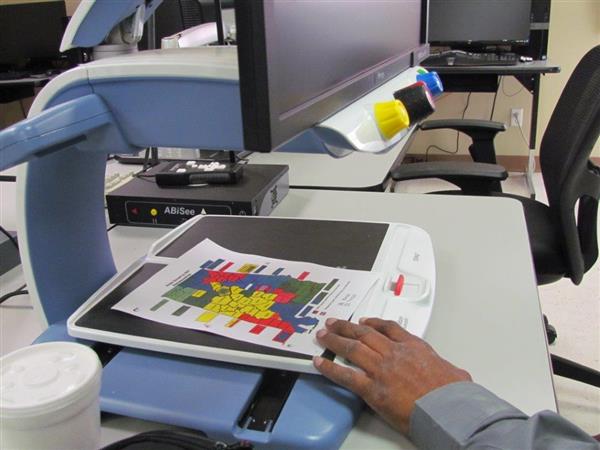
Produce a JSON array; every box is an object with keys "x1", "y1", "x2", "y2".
[
  {"x1": 0, "y1": 284, "x2": 28, "y2": 306},
  {"x1": 425, "y1": 92, "x2": 472, "y2": 161}
]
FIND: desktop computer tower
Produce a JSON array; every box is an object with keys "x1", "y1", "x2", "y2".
[
  {"x1": 530, "y1": 0, "x2": 551, "y2": 24},
  {"x1": 525, "y1": 0, "x2": 551, "y2": 60}
]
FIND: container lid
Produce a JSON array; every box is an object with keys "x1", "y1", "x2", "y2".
[{"x1": 0, "y1": 342, "x2": 101, "y2": 419}]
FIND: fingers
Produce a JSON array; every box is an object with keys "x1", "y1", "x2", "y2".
[
  {"x1": 358, "y1": 317, "x2": 412, "y2": 343},
  {"x1": 316, "y1": 327, "x2": 381, "y2": 372},
  {"x1": 313, "y1": 355, "x2": 371, "y2": 397},
  {"x1": 325, "y1": 318, "x2": 392, "y2": 355}
]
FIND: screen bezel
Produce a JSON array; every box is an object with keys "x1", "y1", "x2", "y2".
[
  {"x1": 235, "y1": 0, "x2": 422, "y2": 152},
  {"x1": 426, "y1": 0, "x2": 532, "y2": 49}
]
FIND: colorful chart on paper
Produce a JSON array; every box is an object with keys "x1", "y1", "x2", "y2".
[{"x1": 112, "y1": 239, "x2": 379, "y2": 355}]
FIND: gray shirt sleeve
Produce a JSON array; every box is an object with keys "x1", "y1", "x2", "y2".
[{"x1": 408, "y1": 381, "x2": 599, "y2": 450}]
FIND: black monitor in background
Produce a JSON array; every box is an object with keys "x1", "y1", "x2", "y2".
[
  {"x1": 235, "y1": 0, "x2": 426, "y2": 153},
  {"x1": 427, "y1": 0, "x2": 532, "y2": 48},
  {"x1": 0, "y1": 0, "x2": 67, "y2": 71}
]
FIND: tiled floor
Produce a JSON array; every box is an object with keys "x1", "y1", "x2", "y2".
[{"x1": 393, "y1": 172, "x2": 600, "y2": 435}]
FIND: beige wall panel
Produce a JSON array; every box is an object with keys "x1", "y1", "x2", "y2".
[
  {"x1": 539, "y1": 0, "x2": 600, "y2": 157},
  {"x1": 0, "y1": 98, "x2": 32, "y2": 128},
  {"x1": 64, "y1": 0, "x2": 79, "y2": 16}
]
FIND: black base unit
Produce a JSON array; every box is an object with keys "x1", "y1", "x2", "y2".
[{"x1": 106, "y1": 163, "x2": 289, "y2": 227}]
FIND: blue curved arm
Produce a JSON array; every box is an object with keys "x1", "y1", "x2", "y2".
[
  {"x1": 63, "y1": 0, "x2": 163, "y2": 49},
  {"x1": 0, "y1": 94, "x2": 138, "y2": 171}
]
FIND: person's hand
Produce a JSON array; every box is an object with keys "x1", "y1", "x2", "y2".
[{"x1": 313, "y1": 317, "x2": 472, "y2": 434}]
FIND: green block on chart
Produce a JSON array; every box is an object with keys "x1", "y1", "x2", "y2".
[
  {"x1": 151, "y1": 299, "x2": 169, "y2": 311},
  {"x1": 164, "y1": 286, "x2": 197, "y2": 302},
  {"x1": 279, "y1": 279, "x2": 327, "y2": 304},
  {"x1": 172, "y1": 306, "x2": 190, "y2": 316}
]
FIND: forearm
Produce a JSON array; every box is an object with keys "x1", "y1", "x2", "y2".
[{"x1": 409, "y1": 382, "x2": 599, "y2": 450}]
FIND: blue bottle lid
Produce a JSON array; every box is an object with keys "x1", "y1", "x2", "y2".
[{"x1": 416, "y1": 72, "x2": 444, "y2": 97}]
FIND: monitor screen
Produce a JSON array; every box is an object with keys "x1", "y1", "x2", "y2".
[
  {"x1": 235, "y1": 0, "x2": 425, "y2": 152},
  {"x1": 0, "y1": 0, "x2": 67, "y2": 70},
  {"x1": 428, "y1": 0, "x2": 532, "y2": 45}
]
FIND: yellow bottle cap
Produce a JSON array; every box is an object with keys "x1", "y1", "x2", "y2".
[{"x1": 374, "y1": 100, "x2": 410, "y2": 139}]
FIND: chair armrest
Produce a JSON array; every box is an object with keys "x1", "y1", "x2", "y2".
[
  {"x1": 391, "y1": 161, "x2": 508, "y2": 195},
  {"x1": 419, "y1": 119, "x2": 507, "y2": 134},
  {"x1": 418, "y1": 120, "x2": 507, "y2": 165},
  {"x1": 391, "y1": 161, "x2": 507, "y2": 180}
]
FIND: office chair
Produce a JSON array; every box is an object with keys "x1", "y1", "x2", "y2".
[{"x1": 391, "y1": 45, "x2": 600, "y2": 388}]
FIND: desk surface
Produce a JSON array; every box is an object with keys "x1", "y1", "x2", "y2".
[
  {"x1": 111, "y1": 132, "x2": 410, "y2": 192},
  {"x1": 0, "y1": 190, "x2": 555, "y2": 449},
  {"x1": 274, "y1": 191, "x2": 555, "y2": 409},
  {"x1": 424, "y1": 59, "x2": 560, "y2": 75},
  {"x1": 0, "y1": 75, "x2": 52, "y2": 86},
  {"x1": 247, "y1": 134, "x2": 410, "y2": 191},
  {"x1": 99, "y1": 191, "x2": 555, "y2": 449}
]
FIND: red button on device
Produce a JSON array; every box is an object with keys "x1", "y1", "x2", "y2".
[{"x1": 394, "y1": 274, "x2": 405, "y2": 296}]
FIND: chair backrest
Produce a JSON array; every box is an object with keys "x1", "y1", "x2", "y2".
[{"x1": 540, "y1": 45, "x2": 600, "y2": 284}]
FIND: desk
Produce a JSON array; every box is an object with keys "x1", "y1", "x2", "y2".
[
  {"x1": 113, "y1": 129, "x2": 412, "y2": 192},
  {"x1": 0, "y1": 189, "x2": 556, "y2": 449},
  {"x1": 422, "y1": 60, "x2": 560, "y2": 197},
  {"x1": 0, "y1": 75, "x2": 52, "y2": 104},
  {"x1": 0, "y1": 75, "x2": 52, "y2": 86},
  {"x1": 246, "y1": 131, "x2": 414, "y2": 191}
]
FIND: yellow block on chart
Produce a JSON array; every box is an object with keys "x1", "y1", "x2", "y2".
[
  {"x1": 197, "y1": 311, "x2": 219, "y2": 323},
  {"x1": 192, "y1": 290, "x2": 207, "y2": 298},
  {"x1": 238, "y1": 264, "x2": 258, "y2": 273},
  {"x1": 255, "y1": 310, "x2": 274, "y2": 320},
  {"x1": 226, "y1": 318, "x2": 240, "y2": 328}
]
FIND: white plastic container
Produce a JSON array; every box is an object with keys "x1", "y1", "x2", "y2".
[{"x1": 0, "y1": 342, "x2": 102, "y2": 450}]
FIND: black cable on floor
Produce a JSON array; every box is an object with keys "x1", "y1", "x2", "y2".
[
  {"x1": 0, "y1": 224, "x2": 18, "y2": 250},
  {"x1": 0, "y1": 285, "x2": 28, "y2": 306},
  {"x1": 425, "y1": 92, "x2": 472, "y2": 161}
]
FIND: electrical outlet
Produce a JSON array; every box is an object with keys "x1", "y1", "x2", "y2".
[{"x1": 511, "y1": 108, "x2": 524, "y2": 127}]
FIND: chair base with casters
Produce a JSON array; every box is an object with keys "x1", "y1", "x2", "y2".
[
  {"x1": 544, "y1": 315, "x2": 557, "y2": 344},
  {"x1": 552, "y1": 354, "x2": 600, "y2": 388},
  {"x1": 543, "y1": 316, "x2": 600, "y2": 388}
]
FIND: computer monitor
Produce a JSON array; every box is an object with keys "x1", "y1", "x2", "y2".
[
  {"x1": 427, "y1": 0, "x2": 532, "y2": 47},
  {"x1": 235, "y1": 0, "x2": 426, "y2": 152},
  {"x1": 0, "y1": 0, "x2": 67, "y2": 71}
]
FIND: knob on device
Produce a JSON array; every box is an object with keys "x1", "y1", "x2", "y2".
[
  {"x1": 374, "y1": 100, "x2": 410, "y2": 140},
  {"x1": 416, "y1": 71, "x2": 444, "y2": 97},
  {"x1": 393, "y1": 81, "x2": 436, "y2": 123}
]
